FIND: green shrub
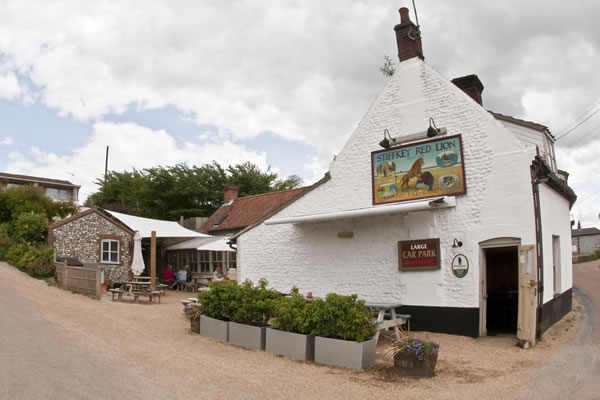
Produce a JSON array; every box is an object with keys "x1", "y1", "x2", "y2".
[
  {"x1": 12, "y1": 212, "x2": 49, "y2": 244},
  {"x1": 271, "y1": 288, "x2": 316, "y2": 334},
  {"x1": 6, "y1": 242, "x2": 54, "y2": 278},
  {"x1": 309, "y1": 293, "x2": 376, "y2": 342},
  {"x1": 232, "y1": 279, "x2": 281, "y2": 327},
  {"x1": 0, "y1": 228, "x2": 13, "y2": 260},
  {"x1": 577, "y1": 253, "x2": 598, "y2": 263},
  {"x1": 594, "y1": 248, "x2": 600, "y2": 258},
  {"x1": 198, "y1": 280, "x2": 239, "y2": 321}
]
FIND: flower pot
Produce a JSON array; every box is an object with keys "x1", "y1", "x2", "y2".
[
  {"x1": 229, "y1": 322, "x2": 266, "y2": 350},
  {"x1": 314, "y1": 336, "x2": 376, "y2": 370},
  {"x1": 200, "y1": 315, "x2": 229, "y2": 342},
  {"x1": 190, "y1": 317, "x2": 200, "y2": 334},
  {"x1": 393, "y1": 351, "x2": 438, "y2": 377},
  {"x1": 265, "y1": 328, "x2": 315, "y2": 361}
]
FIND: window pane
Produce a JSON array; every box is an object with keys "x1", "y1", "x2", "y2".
[
  {"x1": 110, "y1": 252, "x2": 118, "y2": 262},
  {"x1": 110, "y1": 241, "x2": 118, "y2": 252},
  {"x1": 102, "y1": 242, "x2": 109, "y2": 251}
]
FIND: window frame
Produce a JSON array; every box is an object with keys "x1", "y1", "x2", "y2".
[{"x1": 101, "y1": 239, "x2": 120, "y2": 264}]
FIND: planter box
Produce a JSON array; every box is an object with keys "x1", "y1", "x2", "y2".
[
  {"x1": 393, "y1": 352, "x2": 438, "y2": 377},
  {"x1": 200, "y1": 315, "x2": 229, "y2": 342},
  {"x1": 314, "y1": 337, "x2": 376, "y2": 369},
  {"x1": 229, "y1": 322, "x2": 266, "y2": 350},
  {"x1": 266, "y1": 328, "x2": 315, "y2": 361},
  {"x1": 190, "y1": 317, "x2": 200, "y2": 334}
]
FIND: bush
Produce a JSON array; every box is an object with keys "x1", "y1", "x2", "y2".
[
  {"x1": 5, "y1": 242, "x2": 54, "y2": 278},
  {"x1": 0, "y1": 228, "x2": 13, "y2": 260},
  {"x1": 577, "y1": 253, "x2": 598, "y2": 263},
  {"x1": 232, "y1": 279, "x2": 281, "y2": 327},
  {"x1": 309, "y1": 293, "x2": 376, "y2": 342},
  {"x1": 198, "y1": 280, "x2": 239, "y2": 321},
  {"x1": 271, "y1": 288, "x2": 316, "y2": 335},
  {"x1": 12, "y1": 212, "x2": 49, "y2": 244}
]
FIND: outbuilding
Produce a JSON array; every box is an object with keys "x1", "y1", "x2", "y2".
[{"x1": 231, "y1": 9, "x2": 576, "y2": 343}]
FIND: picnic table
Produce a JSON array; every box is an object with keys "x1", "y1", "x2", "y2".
[
  {"x1": 364, "y1": 302, "x2": 410, "y2": 343},
  {"x1": 120, "y1": 281, "x2": 162, "y2": 303}
]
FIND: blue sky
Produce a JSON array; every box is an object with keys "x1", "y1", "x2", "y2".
[{"x1": 1, "y1": 1, "x2": 599, "y2": 227}]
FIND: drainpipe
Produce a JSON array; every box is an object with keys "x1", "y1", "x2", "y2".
[{"x1": 533, "y1": 178, "x2": 548, "y2": 325}]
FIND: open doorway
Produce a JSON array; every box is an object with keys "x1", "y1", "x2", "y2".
[{"x1": 484, "y1": 246, "x2": 519, "y2": 335}]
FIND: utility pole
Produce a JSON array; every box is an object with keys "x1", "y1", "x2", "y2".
[{"x1": 104, "y1": 146, "x2": 109, "y2": 182}]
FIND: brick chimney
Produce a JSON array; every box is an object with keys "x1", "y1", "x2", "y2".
[
  {"x1": 451, "y1": 74, "x2": 485, "y2": 106},
  {"x1": 224, "y1": 185, "x2": 239, "y2": 203},
  {"x1": 394, "y1": 7, "x2": 424, "y2": 62}
]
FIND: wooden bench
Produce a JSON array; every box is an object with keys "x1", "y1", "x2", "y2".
[
  {"x1": 132, "y1": 290, "x2": 162, "y2": 303},
  {"x1": 156, "y1": 283, "x2": 169, "y2": 295},
  {"x1": 108, "y1": 288, "x2": 126, "y2": 301}
]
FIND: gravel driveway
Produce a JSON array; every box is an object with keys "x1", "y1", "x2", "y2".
[{"x1": 0, "y1": 262, "x2": 589, "y2": 399}]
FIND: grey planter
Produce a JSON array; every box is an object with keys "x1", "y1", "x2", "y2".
[
  {"x1": 314, "y1": 336, "x2": 376, "y2": 369},
  {"x1": 200, "y1": 315, "x2": 229, "y2": 342},
  {"x1": 229, "y1": 322, "x2": 266, "y2": 350},
  {"x1": 190, "y1": 317, "x2": 200, "y2": 334},
  {"x1": 265, "y1": 328, "x2": 315, "y2": 361}
]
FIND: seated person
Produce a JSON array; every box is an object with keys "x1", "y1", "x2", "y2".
[
  {"x1": 164, "y1": 265, "x2": 176, "y2": 285},
  {"x1": 170, "y1": 265, "x2": 189, "y2": 289},
  {"x1": 212, "y1": 265, "x2": 229, "y2": 281}
]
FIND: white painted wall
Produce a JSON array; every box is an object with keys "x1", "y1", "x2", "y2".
[
  {"x1": 538, "y1": 183, "x2": 573, "y2": 302},
  {"x1": 237, "y1": 58, "x2": 560, "y2": 309}
]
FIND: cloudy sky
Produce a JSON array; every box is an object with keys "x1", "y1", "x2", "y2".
[{"x1": 0, "y1": 1, "x2": 599, "y2": 227}]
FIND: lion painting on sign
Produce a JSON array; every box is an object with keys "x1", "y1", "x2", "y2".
[{"x1": 396, "y1": 157, "x2": 424, "y2": 189}]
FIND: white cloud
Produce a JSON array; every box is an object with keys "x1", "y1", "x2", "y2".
[
  {"x1": 0, "y1": 72, "x2": 21, "y2": 100},
  {"x1": 0, "y1": 137, "x2": 14, "y2": 145},
  {"x1": 6, "y1": 122, "x2": 269, "y2": 202}
]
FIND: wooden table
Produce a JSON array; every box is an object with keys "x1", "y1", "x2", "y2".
[
  {"x1": 365, "y1": 302, "x2": 410, "y2": 343},
  {"x1": 123, "y1": 281, "x2": 152, "y2": 294}
]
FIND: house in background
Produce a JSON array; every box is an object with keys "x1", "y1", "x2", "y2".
[
  {"x1": 571, "y1": 224, "x2": 600, "y2": 256},
  {"x1": 231, "y1": 8, "x2": 576, "y2": 344},
  {"x1": 199, "y1": 185, "x2": 307, "y2": 236},
  {"x1": 168, "y1": 185, "x2": 307, "y2": 280},
  {"x1": 48, "y1": 206, "x2": 206, "y2": 282},
  {"x1": 0, "y1": 172, "x2": 80, "y2": 204}
]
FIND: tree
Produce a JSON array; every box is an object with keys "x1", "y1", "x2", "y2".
[{"x1": 85, "y1": 161, "x2": 302, "y2": 220}]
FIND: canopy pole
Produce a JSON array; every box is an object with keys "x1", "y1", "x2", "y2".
[{"x1": 151, "y1": 231, "x2": 156, "y2": 289}]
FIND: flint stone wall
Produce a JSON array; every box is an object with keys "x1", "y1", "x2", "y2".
[{"x1": 51, "y1": 212, "x2": 133, "y2": 282}]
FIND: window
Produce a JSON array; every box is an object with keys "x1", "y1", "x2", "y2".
[
  {"x1": 552, "y1": 235, "x2": 561, "y2": 295},
  {"x1": 199, "y1": 251, "x2": 210, "y2": 273},
  {"x1": 46, "y1": 187, "x2": 72, "y2": 201},
  {"x1": 228, "y1": 251, "x2": 237, "y2": 270},
  {"x1": 101, "y1": 239, "x2": 120, "y2": 263}
]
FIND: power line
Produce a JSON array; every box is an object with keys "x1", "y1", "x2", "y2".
[
  {"x1": 555, "y1": 98, "x2": 600, "y2": 139},
  {"x1": 563, "y1": 120, "x2": 600, "y2": 147},
  {"x1": 556, "y1": 106, "x2": 600, "y2": 141}
]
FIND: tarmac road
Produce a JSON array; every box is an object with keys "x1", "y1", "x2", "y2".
[
  {"x1": 0, "y1": 278, "x2": 174, "y2": 400},
  {"x1": 519, "y1": 260, "x2": 600, "y2": 399}
]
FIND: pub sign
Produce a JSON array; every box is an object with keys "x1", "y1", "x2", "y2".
[
  {"x1": 398, "y1": 239, "x2": 441, "y2": 271},
  {"x1": 371, "y1": 134, "x2": 466, "y2": 205}
]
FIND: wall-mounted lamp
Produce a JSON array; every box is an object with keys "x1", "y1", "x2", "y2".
[
  {"x1": 452, "y1": 238, "x2": 463, "y2": 248},
  {"x1": 379, "y1": 129, "x2": 392, "y2": 149},
  {"x1": 378, "y1": 119, "x2": 448, "y2": 149},
  {"x1": 427, "y1": 117, "x2": 441, "y2": 138}
]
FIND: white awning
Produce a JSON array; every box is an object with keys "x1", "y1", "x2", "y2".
[
  {"x1": 167, "y1": 236, "x2": 234, "y2": 252},
  {"x1": 264, "y1": 196, "x2": 456, "y2": 225},
  {"x1": 105, "y1": 210, "x2": 211, "y2": 238}
]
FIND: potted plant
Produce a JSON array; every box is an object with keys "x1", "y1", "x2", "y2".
[
  {"x1": 267, "y1": 288, "x2": 316, "y2": 361},
  {"x1": 197, "y1": 280, "x2": 238, "y2": 342},
  {"x1": 228, "y1": 279, "x2": 281, "y2": 350},
  {"x1": 187, "y1": 304, "x2": 202, "y2": 334},
  {"x1": 310, "y1": 293, "x2": 377, "y2": 370},
  {"x1": 385, "y1": 336, "x2": 439, "y2": 377}
]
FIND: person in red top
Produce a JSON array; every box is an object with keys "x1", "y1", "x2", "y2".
[{"x1": 164, "y1": 265, "x2": 176, "y2": 286}]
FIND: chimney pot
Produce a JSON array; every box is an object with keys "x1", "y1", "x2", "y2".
[
  {"x1": 224, "y1": 185, "x2": 239, "y2": 203},
  {"x1": 399, "y1": 7, "x2": 410, "y2": 24}
]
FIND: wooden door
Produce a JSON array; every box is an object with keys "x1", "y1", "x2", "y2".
[{"x1": 517, "y1": 245, "x2": 537, "y2": 346}]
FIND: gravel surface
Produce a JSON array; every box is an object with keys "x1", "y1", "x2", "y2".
[{"x1": 0, "y1": 262, "x2": 583, "y2": 400}]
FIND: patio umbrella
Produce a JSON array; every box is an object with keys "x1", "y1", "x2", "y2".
[{"x1": 130, "y1": 231, "x2": 145, "y2": 276}]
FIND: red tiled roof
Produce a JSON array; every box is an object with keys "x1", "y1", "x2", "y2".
[
  {"x1": 0, "y1": 172, "x2": 80, "y2": 187},
  {"x1": 200, "y1": 188, "x2": 307, "y2": 234}
]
